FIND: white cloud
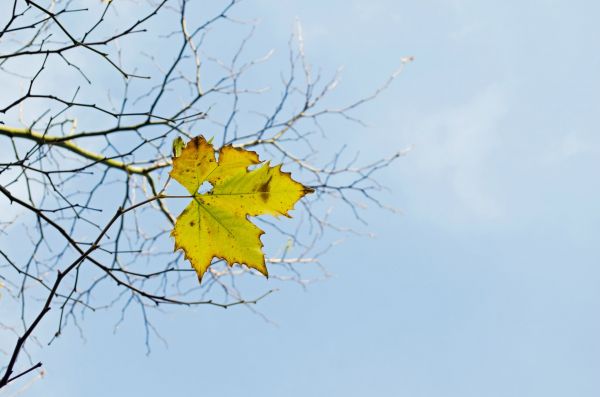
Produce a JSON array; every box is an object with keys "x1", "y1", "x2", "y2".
[
  {"x1": 403, "y1": 83, "x2": 509, "y2": 222},
  {"x1": 539, "y1": 129, "x2": 600, "y2": 165}
]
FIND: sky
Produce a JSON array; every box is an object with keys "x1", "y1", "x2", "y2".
[{"x1": 4, "y1": 0, "x2": 600, "y2": 396}]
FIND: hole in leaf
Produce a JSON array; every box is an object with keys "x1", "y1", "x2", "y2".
[{"x1": 198, "y1": 181, "x2": 213, "y2": 194}]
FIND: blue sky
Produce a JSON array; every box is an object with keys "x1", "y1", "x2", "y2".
[{"x1": 5, "y1": 1, "x2": 600, "y2": 396}]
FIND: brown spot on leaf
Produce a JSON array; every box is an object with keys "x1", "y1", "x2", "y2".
[
  {"x1": 189, "y1": 221, "x2": 196, "y2": 227},
  {"x1": 259, "y1": 176, "x2": 272, "y2": 202},
  {"x1": 191, "y1": 137, "x2": 201, "y2": 149}
]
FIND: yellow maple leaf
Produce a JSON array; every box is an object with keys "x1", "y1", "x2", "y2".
[{"x1": 170, "y1": 136, "x2": 314, "y2": 282}]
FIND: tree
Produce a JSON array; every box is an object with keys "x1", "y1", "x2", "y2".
[{"x1": 0, "y1": 0, "x2": 410, "y2": 391}]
